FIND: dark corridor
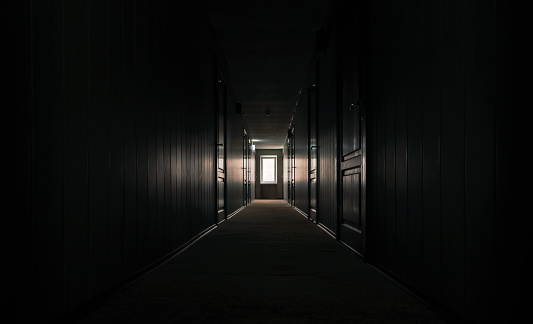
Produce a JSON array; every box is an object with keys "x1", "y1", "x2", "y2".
[{"x1": 8, "y1": 0, "x2": 523, "y2": 323}]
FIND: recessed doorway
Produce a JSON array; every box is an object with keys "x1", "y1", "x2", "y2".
[{"x1": 255, "y1": 149, "x2": 283, "y2": 199}]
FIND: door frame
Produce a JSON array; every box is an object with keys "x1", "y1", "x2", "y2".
[
  {"x1": 216, "y1": 67, "x2": 227, "y2": 224},
  {"x1": 243, "y1": 128, "x2": 249, "y2": 206},
  {"x1": 308, "y1": 67, "x2": 318, "y2": 223},
  {"x1": 336, "y1": 2, "x2": 368, "y2": 257}
]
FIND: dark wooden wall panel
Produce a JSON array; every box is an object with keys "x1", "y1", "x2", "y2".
[
  {"x1": 440, "y1": 0, "x2": 465, "y2": 314},
  {"x1": 146, "y1": 111, "x2": 157, "y2": 265},
  {"x1": 63, "y1": 0, "x2": 89, "y2": 313},
  {"x1": 405, "y1": 0, "x2": 424, "y2": 290},
  {"x1": 154, "y1": 3, "x2": 165, "y2": 259},
  {"x1": 160, "y1": 4, "x2": 174, "y2": 254},
  {"x1": 420, "y1": 0, "x2": 442, "y2": 300},
  {"x1": 366, "y1": 0, "x2": 510, "y2": 321},
  {"x1": 195, "y1": 35, "x2": 217, "y2": 231},
  {"x1": 32, "y1": 1, "x2": 66, "y2": 317},
  {"x1": 316, "y1": 26, "x2": 337, "y2": 234},
  {"x1": 383, "y1": 0, "x2": 396, "y2": 271},
  {"x1": 107, "y1": 0, "x2": 126, "y2": 287},
  {"x1": 366, "y1": 30, "x2": 378, "y2": 262},
  {"x1": 294, "y1": 83, "x2": 309, "y2": 213},
  {"x1": 176, "y1": 105, "x2": 185, "y2": 247},
  {"x1": 176, "y1": 105, "x2": 184, "y2": 246},
  {"x1": 11, "y1": 0, "x2": 32, "y2": 318},
  {"x1": 184, "y1": 101, "x2": 192, "y2": 238},
  {"x1": 156, "y1": 88, "x2": 165, "y2": 259},
  {"x1": 17, "y1": 1, "x2": 227, "y2": 321},
  {"x1": 367, "y1": 2, "x2": 387, "y2": 265},
  {"x1": 493, "y1": 2, "x2": 518, "y2": 320},
  {"x1": 134, "y1": 0, "x2": 150, "y2": 267},
  {"x1": 170, "y1": 92, "x2": 179, "y2": 250},
  {"x1": 464, "y1": 1, "x2": 496, "y2": 320},
  {"x1": 88, "y1": 0, "x2": 110, "y2": 297},
  {"x1": 123, "y1": 0, "x2": 139, "y2": 277},
  {"x1": 393, "y1": 0, "x2": 409, "y2": 281}
]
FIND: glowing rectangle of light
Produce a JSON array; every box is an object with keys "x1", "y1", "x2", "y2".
[{"x1": 260, "y1": 155, "x2": 277, "y2": 184}]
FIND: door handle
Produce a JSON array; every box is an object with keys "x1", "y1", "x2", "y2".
[{"x1": 349, "y1": 101, "x2": 361, "y2": 111}]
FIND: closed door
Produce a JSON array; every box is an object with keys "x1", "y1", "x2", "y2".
[
  {"x1": 247, "y1": 139, "x2": 251, "y2": 204},
  {"x1": 288, "y1": 127, "x2": 295, "y2": 206},
  {"x1": 217, "y1": 74, "x2": 226, "y2": 224},
  {"x1": 308, "y1": 81, "x2": 318, "y2": 222},
  {"x1": 243, "y1": 130, "x2": 248, "y2": 206},
  {"x1": 338, "y1": 6, "x2": 366, "y2": 256}
]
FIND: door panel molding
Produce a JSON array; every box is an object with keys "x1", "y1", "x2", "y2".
[{"x1": 337, "y1": 2, "x2": 367, "y2": 257}]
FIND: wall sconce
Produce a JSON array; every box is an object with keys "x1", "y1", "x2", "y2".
[{"x1": 266, "y1": 108, "x2": 270, "y2": 116}]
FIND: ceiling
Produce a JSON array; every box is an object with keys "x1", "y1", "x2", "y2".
[{"x1": 204, "y1": 0, "x2": 330, "y2": 149}]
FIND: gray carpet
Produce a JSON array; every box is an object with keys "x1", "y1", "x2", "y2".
[{"x1": 78, "y1": 200, "x2": 449, "y2": 323}]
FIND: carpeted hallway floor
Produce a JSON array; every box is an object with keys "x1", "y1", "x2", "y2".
[{"x1": 77, "y1": 200, "x2": 449, "y2": 323}]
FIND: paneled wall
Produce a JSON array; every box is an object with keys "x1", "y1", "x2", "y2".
[
  {"x1": 365, "y1": 0, "x2": 514, "y2": 322},
  {"x1": 288, "y1": 0, "x2": 516, "y2": 322},
  {"x1": 316, "y1": 23, "x2": 338, "y2": 235},
  {"x1": 10, "y1": 1, "x2": 32, "y2": 319},
  {"x1": 12, "y1": 1, "x2": 239, "y2": 322},
  {"x1": 293, "y1": 89, "x2": 309, "y2": 214}
]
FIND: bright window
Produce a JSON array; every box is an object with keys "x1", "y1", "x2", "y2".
[{"x1": 260, "y1": 155, "x2": 277, "y2": 184}]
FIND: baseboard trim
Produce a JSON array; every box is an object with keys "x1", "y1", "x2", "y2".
[
  {"x1": 317, "y1": 222, "x2": 336, "y2": 239},
  {"x1": 339, "y1": 240, "x2": 364, "y2": 258},
  {"x1": 366, "y1": 261, "x2": 463, "y2": 324},
  {"x1": 227, "y1": 205, "x2": 246, "y2": 219},
  {"x1": 292, "y1": 206, "x2": 308, "y2": 218}
]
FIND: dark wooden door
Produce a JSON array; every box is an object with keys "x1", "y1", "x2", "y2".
[
  {"x1": 216, "y1": 75, "x2": 226, "y2": 224},
  {"x1": 286, "y1": 139, "x2": 290, "y2": 204},
  {"x1": 247, "y1": 139, "x2": 251, "y2": 205},
  {"x1": 338, "y1": 6, "x2": 366, "y2": 256},
  {"x1": 288, "y1": 127, "x2": 296, "y2": 206},
  {"x1": 308, "y1": 82, "x2": 318, "y2": 222},
  {"x1": 243, "y1": 129, "x2": 249, "y2": 206}
]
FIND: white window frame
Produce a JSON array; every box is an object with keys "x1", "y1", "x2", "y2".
[{"x1": 260, "y1": 155, "x2": 277, "y2": 184}]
